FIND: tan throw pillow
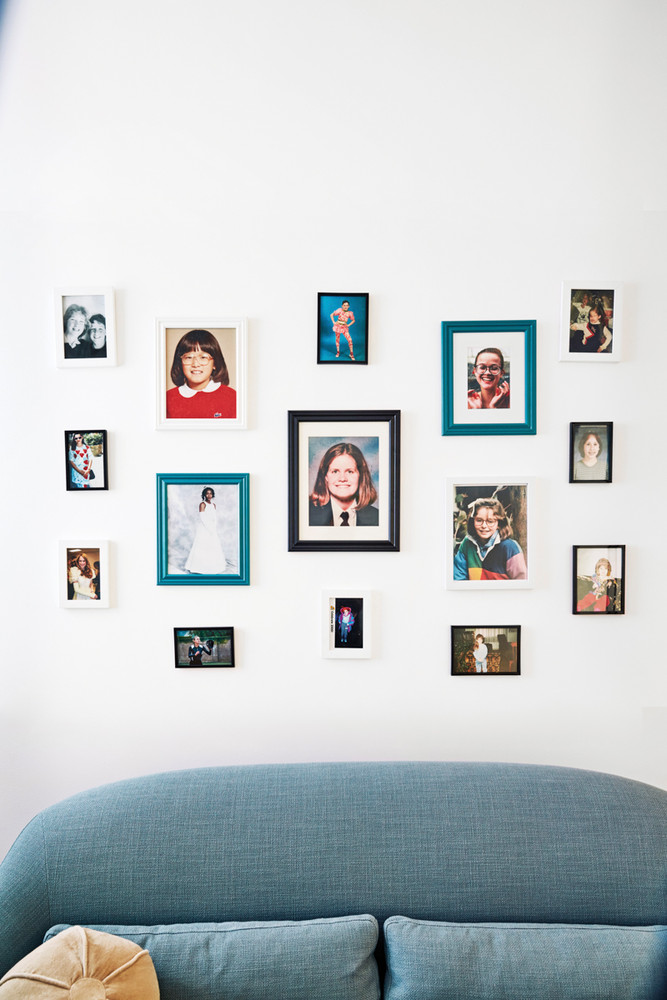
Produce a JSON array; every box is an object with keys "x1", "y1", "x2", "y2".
[{"x1": 0, "y1": 926, "x2": 159, "y2": 999}]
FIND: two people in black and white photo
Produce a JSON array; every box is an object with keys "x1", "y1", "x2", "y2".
[{"x1": 63, "y1": 303, "x2": 107, "y2": 359}]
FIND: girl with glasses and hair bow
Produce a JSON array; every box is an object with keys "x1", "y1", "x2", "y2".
[
  {"x1": 467, "y1": 347, "x2": 510, "y2": 409},
  {"x1": 454, "y1": 496, "x2": 526, "y2": 581}
]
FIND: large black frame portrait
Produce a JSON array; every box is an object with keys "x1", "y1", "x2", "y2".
[{"x1": 288, "y1": 410, "x2": 400, "y2": 552}]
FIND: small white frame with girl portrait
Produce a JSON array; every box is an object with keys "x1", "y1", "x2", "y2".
[
  {"x1": 156, "y1": 318, "x2": 247, "y2": 430},
  {"x1": 446, "y1": 478, "x2": 533, "y2": 590},
  {"x1": 559, "y1": 282, "x2": 622, "y2": 362},
  {"x1": 59, "y1": 541, "x2": 110, "y2": 608},
  {"x1": 321, "y1": 590, "x2": 373, "y2": 659},
  {"x1": 55, "y1": 287, "x2": 117, "y2": 368}
]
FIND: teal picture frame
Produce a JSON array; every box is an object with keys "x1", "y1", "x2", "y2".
[
  {"x1": 441, "y1": 320, "x2": 537, "y2": 436},
  {"x1": 157, "y1": 473, "x2": 249, "y2": 586}
]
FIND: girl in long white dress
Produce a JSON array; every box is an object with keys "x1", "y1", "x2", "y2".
[{"x1": 185, "y1": 487, "x2": 227, "y2": 574}]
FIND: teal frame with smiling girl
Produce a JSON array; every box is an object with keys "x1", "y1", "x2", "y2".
[{"x1": 441, "y1": 320, "x2": 536, "y2": 436}]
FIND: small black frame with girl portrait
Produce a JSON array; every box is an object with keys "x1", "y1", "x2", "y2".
[
  {"x1": 288, "y1": 410, "x2": 400, "y2": 552},
  {"x1": 569, "y1": 422, "x2": 613, "y2": 483},
  {"x1": 173, "y1": 627, "x2": 235, "y2": 668},
  {"x1": 317, "y1": 293, "x2": 369, "y2": 364},
  {"x1": 451, "y1": 625, "x2": 521, "y2": 675},
  {"x1": 573, "y1": 545, "x2": 625, "y2": 615},
  {"x1": 64, "y1": 430, "x2": 108, "y2": 491}
]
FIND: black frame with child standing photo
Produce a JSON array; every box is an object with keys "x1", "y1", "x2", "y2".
[{"x1": 451, "y1": 625, "x2": 521, "y2": 675}]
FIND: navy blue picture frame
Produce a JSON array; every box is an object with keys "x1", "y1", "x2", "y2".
[
  {"x1": 441, "y1": 320, "x2": 537, "y2": 436},
  {"x1": 317, "y1": 293, "x2": 369, "y2": 365},
  {"x1": 288, "y1": 409, "x2": 400, "y2": 552},
  {"x1": 157, "y1": 473, "x2": 249, "y2": 586}
]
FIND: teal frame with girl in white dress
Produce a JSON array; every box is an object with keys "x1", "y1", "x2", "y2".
[{"x1": 156, "y1": 473, "x2": 250, "y2": 586}]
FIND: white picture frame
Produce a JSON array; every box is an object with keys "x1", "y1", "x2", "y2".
[
  {"x1": 156, "y1": 317, "x2": 247, "y2": 430},
  {"x1": 446, "y1": 478, "x2": 533, "y2": 590},
  {"x1": 59, "y1": 541, "x2": 110, "y2": 608},
  {"x1": 322, "y1": 590, "x2": 373, "y2": 659},
  {"x1": 559, "y1": 282, "x2": 622, "y2": 362},
  {"x1": 55, "y1": 287, "x2": 117, "y2": 368}
]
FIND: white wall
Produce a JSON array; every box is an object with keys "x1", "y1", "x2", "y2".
[{"x1": 1, "y1": 0, "x2": 665, "y2": 860}]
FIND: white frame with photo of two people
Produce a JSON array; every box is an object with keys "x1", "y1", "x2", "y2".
[
  {"x1": 446, "y1": 478, "x2": 533, "y2": 590},
  {"x1": 55, "y1": 287, "x2": 117, "y2": 368},
  {"x1": 559, "y1": 282, "x2": 622, "y2": 362}
]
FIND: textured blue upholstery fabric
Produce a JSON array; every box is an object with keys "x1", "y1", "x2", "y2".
[
  {"x1": 383, "y1": 917, "x2": 667, "y2": 1000},
  {"x1": 45, "y1": 916, "x2": 380, "y2": 1000},
  {"x1": 1, "y1": 762, "x2": 666, "y2": 989}
]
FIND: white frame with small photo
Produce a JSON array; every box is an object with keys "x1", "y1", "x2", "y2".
[
  {"x1": 559, "y1": 281, "x2": 622, "y2": 362},
  {"x1": 322, "y1": 590, "x2": 373, "y2": 659},
  {"x1": 59, "y1": 541, "x2": 110, "y2": 608},
  {"x1": 55, "y1": 287, "x2": 117, "y2": 368}
]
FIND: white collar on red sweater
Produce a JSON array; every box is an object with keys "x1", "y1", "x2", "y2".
[{"x1": 178, "y1": 380, "x2": 221, "y2": 397}]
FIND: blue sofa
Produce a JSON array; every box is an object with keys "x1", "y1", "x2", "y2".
[{"x1": 0, "y1": 762, "x2": 665, "y2": 998}]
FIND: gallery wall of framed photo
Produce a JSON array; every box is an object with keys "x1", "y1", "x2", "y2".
[{"x1": 1, "y1": 0, "x2": 665, "y2": 861}]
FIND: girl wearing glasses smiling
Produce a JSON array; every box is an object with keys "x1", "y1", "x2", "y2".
[
  {"x1": 166, "y1": 330, "x2": 236, "y2": 419},
  {"x1": 454, "y1": 496, "x2": 526, "y2": 581},
  {"x1": 467, "y1": 347, "x2": 510, "y2": 409}
]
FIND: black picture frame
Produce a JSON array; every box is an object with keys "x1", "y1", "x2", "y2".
[
  {"x1": 288, "y1": 409, "x2": 400, "y2": 551},
  {"x1": 173, "y1": 627, "x2": 235, "y2": 668},
  {"x1": 450, "y1": 625, "x2": 521, "y2": 675},
  {"x1": 317, "y1": 293, "x2": 369, "y2": 365},
  {"x1": 572, "y1": 545, "x2": 625, "y2": 615},
  {"x1": 64, "y1": 430, "x2": 109, "y2": 491},
  {"x1": 569, "y1": 422, "x2": 613, "y2": 483}
]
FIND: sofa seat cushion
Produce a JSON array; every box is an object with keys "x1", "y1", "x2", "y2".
[
  {"x1": 45, "y1": 915, "x2": 380, "y2": 1000},
  {"x1": 383, "y1": 916, "x2": 667, "y2": 1000},
  {"x1": 0, "y1": 925, "x2": 159, "y2": 999}
]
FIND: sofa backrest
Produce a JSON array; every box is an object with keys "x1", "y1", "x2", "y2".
[{"x1": 1, "y1": 761, "x2": 666, "y2": 978}]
